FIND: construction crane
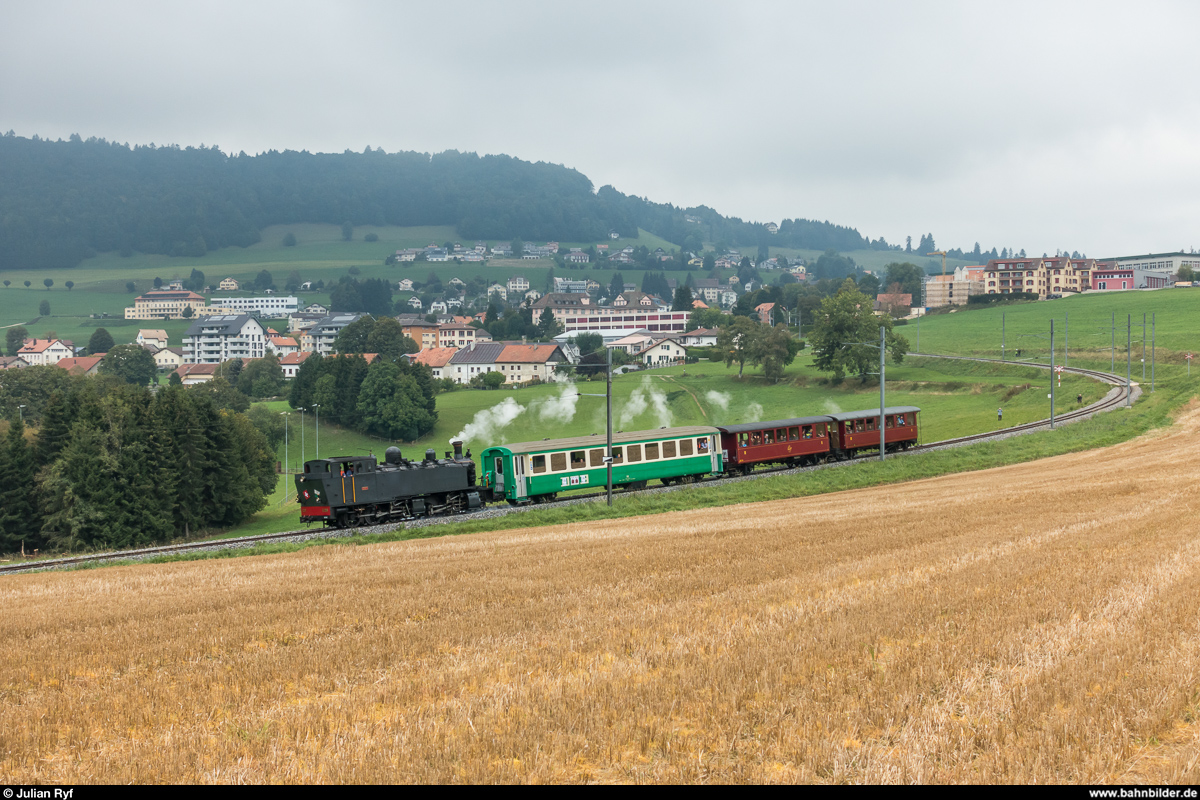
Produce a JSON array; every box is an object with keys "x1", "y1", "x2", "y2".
[{"x1": 926, "y1": 251, "x2": 948, "y2": 276}]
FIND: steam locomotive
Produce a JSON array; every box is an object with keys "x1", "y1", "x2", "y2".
[{"x1": 295, "y1": 440, "x2": 483, "y2": 528}]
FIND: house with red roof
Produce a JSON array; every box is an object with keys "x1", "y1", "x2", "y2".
[
  {"x1": 173, "y1": 363, "x2": 219, "y2": 385},
  {"x1": 18, "y1": 338, "x2": 73, "y2": 366},
  {"x1": 494, "y1": 343, "x2": 566, "y2": 384},
  {"x1": 267, "y1": 335, "x2": 300, "y2": 357},
  {"x1": 55, "y1": 356, "x2": 105, "y2": 376},
  {"x1": 407, "y1": 347, "x2": 458, "y2": 380},
  {"x1": 279, "y1": 351, "x2": 313, "y2": 379}
]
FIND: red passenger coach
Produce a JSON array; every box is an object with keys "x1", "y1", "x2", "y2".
[
  {"x1": 718, "y1": 416, "x2": 834, "y2": 474},
  {"x1": 827, "y1": 406, "x2": 920, "y2": 459}
]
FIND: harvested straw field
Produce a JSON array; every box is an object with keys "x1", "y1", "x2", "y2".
[{"x1": 4, "y1": 406, "x2": 1200, "y2": 783}]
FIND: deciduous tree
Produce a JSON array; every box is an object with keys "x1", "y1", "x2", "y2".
[
  {"x1": 87, "y1": 328, "x2": 114, "y2": 355},
  {"x1": 716, "y1": 316, "x2": 761, "y2": 378},
  {"x1": 6, "y1": 325, "x2": 27, "y2": 356},
  {"x1": 100, "y1": 344, "x2": 157, "y2": 386},
  {"x1": 809, "y1": 279, "x2": 908, "y2": 381}
]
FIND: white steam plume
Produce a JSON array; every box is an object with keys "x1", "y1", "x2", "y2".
[
  {"x1": 454, "y1": 397, "x2": 526, "y2": 444},
  {"x1": 618, "y1": 379, "x2": 649, "y2": 427},
  {"x1": 705, "y1": 390, "x2": 731, "y2": 411},
  {"x1": 534, "y1": 381, "x2": 580, "y2": 424},
  {"x1": 648, "y1": 382, "x2": 673, "y2": 428},
  {"x1": 745, "y1": 402, "x2": 764, "y2": 422},
  {"x1": 619, "y1": 376, "x2": 673, "y2": 429},
  {"x1": 822, "y1": 399, "x2": 844, "y2": 415}
]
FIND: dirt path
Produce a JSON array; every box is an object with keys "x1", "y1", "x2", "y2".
[
  {"x1": 4, "y1": 404, "x2": 1200, "y2": 782},
  {"x1": 660, "y1": 375, "x2": 707, "y2": 418}
]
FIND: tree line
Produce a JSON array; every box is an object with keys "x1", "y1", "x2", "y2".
[
  {"x1": 0, "y1": 370, "x2": 276, "y2": 554},
  {"x1": 2, "y1": 133, "x2": 895, "y2": 270}
]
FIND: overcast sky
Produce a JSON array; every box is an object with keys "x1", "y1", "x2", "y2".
[{"x1": 3, "y1": 1, "x2": 1198, "y2": 257}]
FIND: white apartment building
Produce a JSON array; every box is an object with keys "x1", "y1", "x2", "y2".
[
  {"x1": 182, "y1": 315, "x2": 267, "y2": 364},
  {"x1": 306, "y1": 314, "x2": 368, "y2": 355},
  {"x1": 212, "y1": 296, "x2": 299, "y2": 317}
]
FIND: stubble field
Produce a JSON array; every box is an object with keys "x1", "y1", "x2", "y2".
[{"x1": 3, "y1": 404, "x2": 1200, "y2": 783}]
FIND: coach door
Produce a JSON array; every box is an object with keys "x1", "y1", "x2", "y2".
[
  {"x1": 513, "y1": 455, "x2": 528, "y2": 499},
  {"x1": 493, "y1": 456, "x2": 505, "y2": 494},
  {"x1": 710, "y1": 434, "x2": 720, "y2": 472}
]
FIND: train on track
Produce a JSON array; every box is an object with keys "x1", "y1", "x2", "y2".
[{"x1": 296, "y1": 406, "x2": 920, "y2": 527}]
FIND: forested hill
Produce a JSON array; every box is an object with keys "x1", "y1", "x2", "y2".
[{"x1": 0, "y1": 133, "x2": 873, "y2": 270}]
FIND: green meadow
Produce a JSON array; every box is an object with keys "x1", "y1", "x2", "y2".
[{"x1": 909, "y1": 289, "x2": 1200, "y2": 377}]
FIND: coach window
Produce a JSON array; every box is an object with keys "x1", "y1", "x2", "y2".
[
  {"x1": 663, "y1": 440, "x2": 677, "y2": 458},
  {"x1": 765, "y1": 430, "x2": 776, "y2": 444},
  {"x1": 802, "y1": 425, "x2": 813, "y2": 439},
  {"x1": 854, "y1": 419, "x2": 865, "y2": 433},
  {"x1": 788, "y1": 427, "x2": 799, "y2": 441},
  {"x1": 777, "y1": 429, "x2": 787, "y2": 442},
  {"x1": 738, "y1": 433, "x2": 748, "y2": 446},
  {"x1": 645, "y1": 443, "x2": 659, "y2": 460},
  {"x1": 551, "y1": 452, "x2": 567, "y2": 472},
  {"x1": 751, "y1": 432, "x2": 762, "y2": 445},
  {"x1": 612, "y1": 446, "x2": 625, "y2": 464},
  {"x1": 590, "y1": 449, "x2": 605, "y2": 467},
  {"x1": 531, "y1": 455, "x2": 547, "y2": 474},
  {"x1": 570, "y1": 450, "x2": 586, "y2": 469},
  {"x1": 865, "y1": 418, "x2": 876, "y2": 431},
  {"x1": 627, "y1": 444, "x2": 642, "y2": 462},
  {"x1": 886, "y1": 416, "x2": 895, "y2": 428},
  {"x1": 697, "y1": 438, "x2": 709, "y2": 453},
  {"x1": 816, "y1": 423, "x2": 826, "y2": 437},
  {"x1": 679, "y1": 439, "x2": 694, "y2": 456}
]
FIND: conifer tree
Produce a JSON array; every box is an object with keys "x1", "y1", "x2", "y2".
[{"x1": 0, "y1": 418, "x2": 40, "y2": 552}]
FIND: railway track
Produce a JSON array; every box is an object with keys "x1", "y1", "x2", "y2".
[{"x1": 0, "y1": 356, "x2": 1139, "y2": 576}]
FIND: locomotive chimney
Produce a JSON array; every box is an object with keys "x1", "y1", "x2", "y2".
[{"x1": 451, "y1": 439, "x2": 464, "y2": 459}]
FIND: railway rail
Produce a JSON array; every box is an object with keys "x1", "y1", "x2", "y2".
[{"x1": 0, "y1": 356, "x2": 1139, "y2": 576}]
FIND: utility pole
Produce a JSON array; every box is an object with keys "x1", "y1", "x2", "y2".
[
  {"x1": 1127, "y1": 315, "x2": 1132, "y2": 408},
  {"x1": 1111, "y1": 311, "x2": 1115, "y2": 373},
  {"x1": 915, "y1": 286, "x2": 920, "y2": 353},
  {"x1": 1152, "y1": 312, "x2": 1156, "y2": 392},
  {"x1": 280, "y1": 411, "x2": 290, "y2": 502},
  {"x1": 1050, "y1": 319, "x2": 1056, "y2": 429},
  {"x1": 879, "y1": 325, "x2": 886, "y2": 462},
  {"x1": 1064, "y1": 312, "x2": 1068, "y2": 368},
  {"x1": 299, "y1": 407, "x2": 306, "y2": 467},
  {"x1": 1142, "y1": 313, "x2": 1147, "y2": 382},
  {"x1": 313, "y1": 404, "x2": 320, "y2": 459},
  {"x1": 606, "y1": 347, "x2": 613, "y2": 506},
  {"x1": 1002, "y1": 312, "x2": 1006, "y2": 360}
]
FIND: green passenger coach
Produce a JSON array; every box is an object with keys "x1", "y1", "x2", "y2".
[{"x1": 480, "y1": 426, "x2": 722, "y2": 504}]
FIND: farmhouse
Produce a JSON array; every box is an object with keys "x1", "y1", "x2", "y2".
[{"x1": 17, "y1": 338, "x2": 73, "y2": 366}]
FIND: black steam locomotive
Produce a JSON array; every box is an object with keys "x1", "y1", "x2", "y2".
[{"x1": 295, "y1": 440, "x2": 485, "y2": 528}]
